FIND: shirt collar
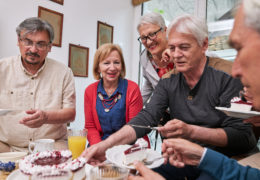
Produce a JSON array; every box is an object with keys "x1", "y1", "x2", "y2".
[
  {"x1": 97, "y1": 78, "x2": 124, "y2": 95},
  {"x1": 19, "y1": 55, "x2": 47, "y2": 77}
]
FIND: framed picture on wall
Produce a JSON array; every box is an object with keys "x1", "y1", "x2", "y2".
[
  {"x1": 38, "y1": 6, "x2": 63, "y2": 47},
  {"x1": 97, "y1": 21, "x2": 113, "y2": 49},
  {"x1": 50, "y1": 0, "x2": 64, "y2": 5},
  {"x1": 68, "y1": 44, "x2": 89, "y2": 77}
]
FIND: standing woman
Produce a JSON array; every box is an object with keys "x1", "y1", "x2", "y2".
[
  {"x1": 84, "y1": 43, "x2": 149, "y2": 146},
  {"x1": 137, "y1": 12, "x2": 174, "y2": 104}
]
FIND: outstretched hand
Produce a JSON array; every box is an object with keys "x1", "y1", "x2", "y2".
[
  {"x1": 158, "y1": 119, "x2": 193, "y2": 139},
  {"x1": 162, "y1": 138, "x2": 204, "y2": 168},
  {"x1": 81, "y1": 143, "x2": 107, "y2": 166},
  {"x1": 128, "y1": 161, "x2": 165, "y2": 180}
]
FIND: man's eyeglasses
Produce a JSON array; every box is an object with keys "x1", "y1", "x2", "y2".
[
  {"x1": 138, "y1": 27, "x2": 163, "y2": 43},
  {"x1": 19, "y1": 38, "x2": 50, "y2": 50}
]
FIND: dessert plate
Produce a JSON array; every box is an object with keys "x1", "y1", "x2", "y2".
[
  {"x1": 106, "y1": 145, "x2": 164, "y2": 169},
  {"x1": 0, "y1": 152, "x2": 27, "y2": 163},
  {"x1": 7, "y1": 169, "x2": 29, "y2": 180},
  {"x1": 0, "y1": 109, "x2": 13, "y2": 116},
  {"x1": 216, "y1": 107, "x2": 260, "y2": 119}
]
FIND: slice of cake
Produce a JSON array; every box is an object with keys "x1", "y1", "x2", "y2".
[
  {"x1": 19, "y1": 150, "x2": 86, "y2": 180},
  {"x1": 123, "y1": 138, "x2": 148, "y2": 165},
  {"x1": 31, "y1": 169, "x2": 72, "y2": 180},
  {"x1": 230, "y1": 97, "x2": 252, "y2": 111}
]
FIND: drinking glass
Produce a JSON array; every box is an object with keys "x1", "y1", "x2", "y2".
[
  {"x1": 68, "y1": 129, "x2": 87, "y2": 159},
  {"x1": 89, "y1": 165, "x2": 129, "y2": 180}
]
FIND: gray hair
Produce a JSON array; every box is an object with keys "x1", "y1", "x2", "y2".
[
  {"x1": 137, "y1": 12, "x2": 166, "y2": 31},
  {"x1": 167, "y1": 14, "x2": 208, "y2": 47},
  {"x1": 244, "y1": 0, "x2": 260, "y2": 33},
  {"x1": 16, "y1": 17, "x2": 54, "y2": 43}
]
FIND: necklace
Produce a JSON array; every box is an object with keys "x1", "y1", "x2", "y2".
[{"x1": 98, "y1": 92, "x2": 121, "y2": 112}]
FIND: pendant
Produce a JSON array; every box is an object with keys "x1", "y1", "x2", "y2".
[
  {"x1": 118, "y1": 94, "x2": 121, "y2": 99},
  {"x1": 104, "y1": 108, "x2": 110, "y2": 112},
  {"x1": 98, "y1": 93, "x2": 104, "y2": 100},
  {"x1": 114, "y1": 97, "x2": 118, "y2": 103}
]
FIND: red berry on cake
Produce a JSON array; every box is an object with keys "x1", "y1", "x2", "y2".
[{"x1": 230, "y1": 97, "x2": 252, "y2": 111}]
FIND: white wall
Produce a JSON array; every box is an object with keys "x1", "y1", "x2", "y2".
[{"x1": 0, "y1": 0, "x2": 142, "y2": 129}]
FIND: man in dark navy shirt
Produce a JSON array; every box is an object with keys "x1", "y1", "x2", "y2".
[{"x1": 82, "y1": 14, "x2": 256, "y2": 180}]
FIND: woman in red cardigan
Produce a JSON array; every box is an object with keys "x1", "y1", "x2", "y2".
[{"x1": 84, "y1": 43, "x2": 149, "y2": 146}]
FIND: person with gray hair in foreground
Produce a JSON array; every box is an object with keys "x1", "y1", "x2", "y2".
[
  {"x1": 129, "y1": 0, "x2": 260, "y2": 179},
  {"x1": 0, "y1": 17, "x2": 76, "y2": 152},
  {"x1": 83, "y1": 12, "x2": 256, "y2": 180}
]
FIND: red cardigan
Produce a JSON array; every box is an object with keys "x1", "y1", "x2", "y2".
[{"x1": 84, "y1": 79, "x2": 149, "y2": 146}]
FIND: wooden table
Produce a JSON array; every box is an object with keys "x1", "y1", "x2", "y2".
[{"x1": 0, "y1": 171, "x2": 13, "y2": 180}]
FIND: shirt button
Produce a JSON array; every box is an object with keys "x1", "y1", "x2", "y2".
[
  {"x1": 29, "y1": 138, "x2": 32, "y2": 141},
  {"x1": 187, "y1": 95, "x2": 193, "y2": 100},
  {"x1": 31, "y1": 77, "x2": 34, "y2": 80},
  {"x1": 30, "y1": 92, "x2": 33, "y2": 95},
  {"x1": 10, "y1": 91, "x2": 13, "y2": 94}
]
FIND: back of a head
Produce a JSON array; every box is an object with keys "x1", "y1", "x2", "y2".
[
  {"x1": 16, "y1": 17, "x2": 54, "y2": 43},
  {"x1": 137, "y1": 12, "x2": 166, "y2": 30},
  {"x1": 167, "y1": 14, "x2": 208, "y2": 47},
  {"x1": 244, "y1": 0, "x2": 260, "y2": 33}
]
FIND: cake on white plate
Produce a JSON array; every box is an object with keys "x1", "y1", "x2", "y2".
[
  {"x1": 230, "y1": 97, "x2": 252, "y2": 111},
  {"x1": 123, "y1": 138, "x2": 148, "y2": 165},
  {"x1": 19, "y1": 150, "x2": 86, "y2": 180},
  {"x1": 31, "y1": 169, "x2": 73, "y2": 180}
]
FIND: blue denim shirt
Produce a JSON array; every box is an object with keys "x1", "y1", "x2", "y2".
[{"x1": 97, "y1": 78, "x2": 127, "y2": 140}]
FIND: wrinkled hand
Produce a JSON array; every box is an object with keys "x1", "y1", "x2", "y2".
[
  {"x1": 158, "y1": 119, "x2": 193, "y2": 139},
  {"x1": 244, "y1": 115, "x2": 260, "y2": 126},
  {"x1": 19, "y1": 109, "x2": 47, "y2": 128},
  {"x1": 161, "y1": 49, "x2": 171, "y2": 64},
  {"x1": 81, "y1": 143, "x2": 107, "y2": 166},
  {"x1": 128, "y1": 161, "x2": 165, "y2": 180},
  {"x1": 162, "y1": 138, "x2": 204, "y2": 168}
]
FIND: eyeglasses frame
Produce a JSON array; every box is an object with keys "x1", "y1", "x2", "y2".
[
  {"x1": 19, "y1": 36, "x2": 51, "y2": 51},
  {"x1": 138, "y1": 27, "x2": 163, "y2": 44}
]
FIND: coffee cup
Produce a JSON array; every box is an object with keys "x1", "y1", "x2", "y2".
[{"x1": 28, "y1": 139, "x2": 55, "y2": 154}]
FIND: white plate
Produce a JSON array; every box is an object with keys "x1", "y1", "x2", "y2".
[
  {"x1": 216, "y1": 107, "x2": 260, "y2": 119},
  {"x1": 0, "y1": 152, "x2": 27, "y2": 163},
  {"x1": 106, "y1": 145, "x2": 164, "y2": 169},
  {"x1": 0, "y1": 109, "x2": 13, "y2": 116},
  {"x1": 85, "y1": 163, "x2": 94, "y2": 180},
  {"x1": 7, "y1": 169, "x2": 29, "y2": 180}
]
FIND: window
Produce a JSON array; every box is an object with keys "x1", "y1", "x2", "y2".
[{"x1": 207, "y1": 0, "x2": 241, "y2": 22}]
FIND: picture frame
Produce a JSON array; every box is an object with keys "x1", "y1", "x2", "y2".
[
  {"x1": 50, "y1": 0, "x2": 64, "y2": 5},
  {"x1": 97, "y1": 21, "x2": 113, "y2": 49},
  {"x1": 68, "y1": 44, "x2": 89, "y2": 77},
  {"x1": 38, "y1": 6, "x2": 63, "y2": 47}
]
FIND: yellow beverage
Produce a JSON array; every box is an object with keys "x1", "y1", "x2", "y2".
[{"x1": 68, "y1": 136, "x2": 87, "y2": 159}]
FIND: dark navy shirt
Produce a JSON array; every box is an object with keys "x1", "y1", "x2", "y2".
[{"x1": 97, "y1": 78, "x2": 127, "y2": 140}]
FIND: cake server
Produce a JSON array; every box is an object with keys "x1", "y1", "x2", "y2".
[{"x1": 130, "y1": 124, "x2": 159, "y2": 130}]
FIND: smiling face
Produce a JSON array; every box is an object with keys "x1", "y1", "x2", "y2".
[
  {"x1": 138, "y1": 23, "x2": 167, "y2": 57},
  {"x1": 18, "y1": 30, "x2": 51, "y2": 68},
  {"x1": 167, "y1": 29, "x2": 208, "y2": 74},
  {"x1": 99, "y1": 50, "x2": 122, "y2": 85},
  {"x1": 231, "y1": 5, "x2": 260, "y2": 110}
]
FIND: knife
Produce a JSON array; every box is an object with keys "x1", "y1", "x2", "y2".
[{"x1": 130, "y1": 124, "x2": 159, "y2": 130}]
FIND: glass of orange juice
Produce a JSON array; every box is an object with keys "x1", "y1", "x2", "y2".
[{"x1": 68, "y1": 129, "x2": 87, "y2": 159}]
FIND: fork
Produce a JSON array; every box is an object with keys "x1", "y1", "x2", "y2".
[{"x1": 143, "y1": 157, "x2": 164, "y2": 165}]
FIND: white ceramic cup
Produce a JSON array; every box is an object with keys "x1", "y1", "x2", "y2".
[{"x1": 28, "y1": 139, "x2": 55, "y2": 153}]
